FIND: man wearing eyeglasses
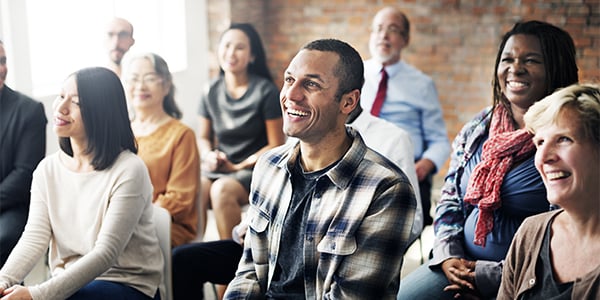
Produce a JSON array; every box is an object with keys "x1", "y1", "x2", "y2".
[
  {"x1": 105, "y1": 17, "x2": 135, "y2": 77},
  {"x1": 362, "y1": 7, "x2": 450, "y2": 232}
]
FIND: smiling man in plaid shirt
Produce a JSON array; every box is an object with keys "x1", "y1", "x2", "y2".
[{"x1": 224, "y1": 39, "x2": 416, "y2": 299}]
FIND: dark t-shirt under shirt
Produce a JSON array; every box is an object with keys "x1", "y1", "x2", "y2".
[{"x1": 266, "y1": 159, "x2": 333, "y2": 299}]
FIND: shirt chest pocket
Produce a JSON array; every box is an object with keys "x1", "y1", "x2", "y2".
[
  {"x1": 248, "y1": 208, "x2": 270, "y2": 234},
  {"x1": 317, "y1": 234, "x2": 357, "y2": 256},
  {"x1": 247, "y1": 208, "x2": 270, "y2": 267}
]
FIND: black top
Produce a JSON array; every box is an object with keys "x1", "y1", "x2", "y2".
[{"x1": 266, "y1": 158, "x2": 334, "y2": 299}]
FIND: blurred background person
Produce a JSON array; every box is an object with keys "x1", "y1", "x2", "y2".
[
  {"x1": 0, "y1": 39, "x2": 47, "y2": 268},
  {"x1": 123, "y1": 52, "x2": 200, "y2": 247},
  {"x1": 197, "y1": 23, "x2": 285, "y2": 240},
  {"x1": 0, "y1": 67, "x2": 162, "y2": 300},
  {"x1": 105, "y1": 17, "x2": 135, "y2": 77},
  {"x1": 363, "y1": 7, "x2": 450, "y2": 228},
  {"x1": 499, "y1": 83, "x2": 600, "y2": 299},
  {"x1": 398, "y1": 20, "x2": 579, "y2": 299}
]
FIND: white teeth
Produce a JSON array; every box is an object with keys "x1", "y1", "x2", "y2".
[
  {"x1": 287, "y1": 108, "x2": 309, "y2": 117},
  {"x1": 507, "y1": 81, "x2": 528, "y2": 88},
  {"x1": 546, "y1": 171, "x2": 570, "y2": 180}
]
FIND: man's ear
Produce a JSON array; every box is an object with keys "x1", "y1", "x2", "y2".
[{"x1": 340, "y1": 89, "x2": 360, "y2": 115}]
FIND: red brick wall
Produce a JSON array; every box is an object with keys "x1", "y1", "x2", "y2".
[{"x1": 206, "y1": 0, "x2": 600, "y2": 177}]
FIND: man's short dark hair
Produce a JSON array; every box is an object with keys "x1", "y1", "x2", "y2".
[{"x1": 302, "y1": 39, "x2": 364, "y2": 101}]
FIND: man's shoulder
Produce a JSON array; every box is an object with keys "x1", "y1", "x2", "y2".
[
  {"x1": 361, "y1": 113, "x2": 410, "y2": 137},
  {"x1": 397, "y1": 61, "x2": 434, "y2": 82},
  {"x1": 258, "y1": 141, "x2": 295, "y2": 166},
  {"x1": 353, "y1": 114, "x2": 412, "y2": 148},
  {"x1": 2, "y1": 86, "x2": 42, "y2": 106},
  {"x1": 1, "y1": 86, "x2": 45, "y2": 119},
  {"x1": 362, "y1": 148, "x2": 407, "y2": 178},
  {"x1": 349, "y1": 130, "x2": 409, "y2": 182}
]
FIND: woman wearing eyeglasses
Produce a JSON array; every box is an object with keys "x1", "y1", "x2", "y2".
[{"x1": 123, "y1": 52, "x2": 200, "y2": 247}]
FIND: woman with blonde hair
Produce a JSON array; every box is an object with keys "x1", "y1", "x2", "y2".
[{"x1": 498, "y1": 83, "x2": 600, "y2": 299}]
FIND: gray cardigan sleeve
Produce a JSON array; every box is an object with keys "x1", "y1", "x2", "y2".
[{"x1": 475, "y1": 259, "x2": 503, "y2": 299}]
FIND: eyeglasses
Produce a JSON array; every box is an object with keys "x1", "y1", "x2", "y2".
[
  {"x1": 125, "y1": 74, "x2": 163, "y2": 86},
  {"x1": 371, "y1": 25, "x2": 406, "y2": 37}
]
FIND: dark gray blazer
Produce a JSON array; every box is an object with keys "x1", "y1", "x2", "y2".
[{"x1": 0, "y1": 85, "x2": 46, "y2": 267}]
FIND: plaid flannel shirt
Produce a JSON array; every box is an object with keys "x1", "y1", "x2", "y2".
[{"x1": 225, "y1": 127, "x2": 416, "y2": 299}]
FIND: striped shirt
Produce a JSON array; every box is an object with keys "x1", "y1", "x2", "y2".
[{"x1": 225, "y1": 127, "x2": 416, "y2": 299}]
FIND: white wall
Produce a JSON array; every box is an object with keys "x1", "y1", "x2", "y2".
[{"x1": 0, "y1": 0, "x2": 209, "y2": 155}]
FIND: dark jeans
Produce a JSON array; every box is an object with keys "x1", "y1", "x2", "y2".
[
  {"x1": 419, "y1": 173, "x2": 434, "y2": 226},
  {"x1": 172, "y1": 240, "x2": 243, "y2": 299},
  {"x1": 397, "y1": 263, "x2": 456, "y2": 300},
  {"x1": 67, "y1": 280, "x2": 159, "y2": 300}
]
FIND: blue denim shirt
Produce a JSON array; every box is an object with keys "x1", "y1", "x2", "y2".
[{"x1": 362, "y1": 59, "x2": 450, "y2": 171}]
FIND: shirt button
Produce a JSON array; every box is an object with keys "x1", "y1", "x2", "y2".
[{"x1": 529, "y1": 278, "x2": 535, "y2": 286}]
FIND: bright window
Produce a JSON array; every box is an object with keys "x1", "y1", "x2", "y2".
[{"x1": 24, "y1": 0, "x2": 187, "y2": 96}]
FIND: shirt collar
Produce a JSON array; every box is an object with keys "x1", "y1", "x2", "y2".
[
  {"x1": 381, "y1": 60, "x2": 404, "y2": 78},
  {"x1": 278, "y1": 127, "x2": 368, "y2": 190}
]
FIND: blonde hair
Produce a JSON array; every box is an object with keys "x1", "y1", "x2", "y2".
[{"x1": 524, "y1": 83, "x2": 600, "y2": 146}]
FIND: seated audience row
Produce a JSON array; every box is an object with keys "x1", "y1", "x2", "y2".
[{"x1": 1, "y1": 7, "x2": 598, "y2": 299}]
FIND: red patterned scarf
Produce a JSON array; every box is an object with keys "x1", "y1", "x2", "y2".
[{"x1": 463, "y1": 105, "x2": 535, "y2": 247}]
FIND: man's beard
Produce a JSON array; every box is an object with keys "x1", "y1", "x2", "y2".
[{"x1": 110, "y1": 49, "x2": 125, "y2": 65}]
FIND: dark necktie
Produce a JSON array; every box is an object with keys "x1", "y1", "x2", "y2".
[{"x1": 370, "y1": 68, "x2": 388, "y2": 117}]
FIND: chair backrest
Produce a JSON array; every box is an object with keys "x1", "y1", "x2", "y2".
[{"x1": 152, "y1": 205, "x2": 173, "y2": 300}]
